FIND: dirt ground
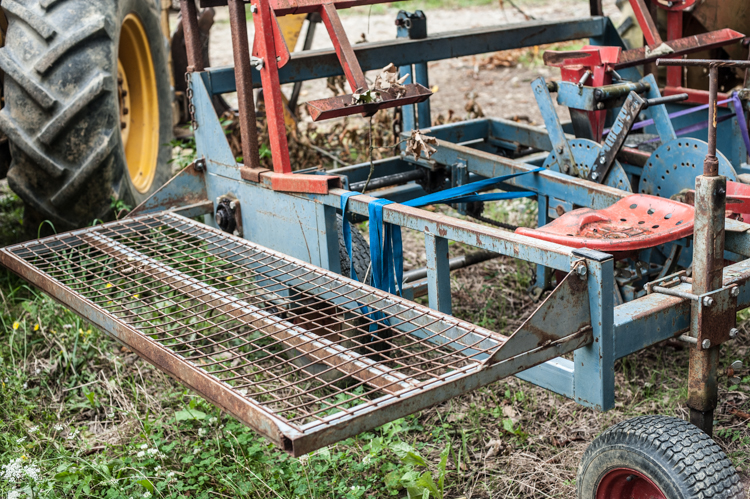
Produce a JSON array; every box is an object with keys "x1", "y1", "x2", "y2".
[{"x1": 201, "y1": 0, "x2": 625, "y2": 125}]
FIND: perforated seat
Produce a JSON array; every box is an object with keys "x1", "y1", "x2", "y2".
[{"x1": 516, "y1": 194, "x2": 694, "y2": 252}]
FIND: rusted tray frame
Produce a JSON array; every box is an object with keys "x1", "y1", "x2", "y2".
[{"x1": 0, "y1": 213, "x2": 591, "y2": 456}]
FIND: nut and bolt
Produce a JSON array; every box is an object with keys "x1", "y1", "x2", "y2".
[
  {"x1": 729, "y1": 328, "x2": 739, "y2": 339},
  {"x1": 702, "y1": 339, "x2": 712, "y2": 349},
  {"x1": 591, "y1": 172, "x2": 599, "y2": 180},
  {"x1": 702, "y1": 296, "x2": 714, "y2": 307},
  {"x1": 576, "y1": 265, "x2": 588, "y2": 278},
  {"x1": 731, "y1": 287, "x2": 740, "y2": 297}
]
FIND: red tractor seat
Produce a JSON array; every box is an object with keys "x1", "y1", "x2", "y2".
[{"x1": 516, "y1": 194, "x2": 694, "y2": 252}]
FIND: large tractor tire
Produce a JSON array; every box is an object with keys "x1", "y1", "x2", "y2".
[{"x1": 0, "y1": 0, "x2": 173, "y2": 233}]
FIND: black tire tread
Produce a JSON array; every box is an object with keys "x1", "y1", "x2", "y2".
[
  {"x1": 578, "y1": 415, "x2": 745, "y2": 499},
  {"x1": 336, "y1": 214, "x2": 371, "y2": 285}
]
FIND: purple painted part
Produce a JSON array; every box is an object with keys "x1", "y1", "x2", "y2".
[
  {"x1": 732, "y1": 92, "x2": 750, "y2": 155},
  {"x1": 641, "y1": 113, "x2": 736, "y2": 143},
  {"x1": 603, "y1": 97, "x2": 733, "y2": 136}
]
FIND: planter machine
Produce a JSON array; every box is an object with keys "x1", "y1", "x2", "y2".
[{"x1": 2, "y1": 0, "x2": 750, "y2": 496}]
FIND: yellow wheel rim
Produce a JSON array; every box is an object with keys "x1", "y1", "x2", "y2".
[{"x1": 118, "y1": 13, "x2": 159, "y2": 194}]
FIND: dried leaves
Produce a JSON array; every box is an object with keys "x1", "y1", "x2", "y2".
[
  {"x1": 405, "y1": 129, "x2": 438, "y2": 161},
  {"x1": 373, "y1": 63, "x2": 409, "y2": 98}
]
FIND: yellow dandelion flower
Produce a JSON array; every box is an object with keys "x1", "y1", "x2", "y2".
[
  {"x1": 13, "y1": 322, "x2": 20, "y2": 330},
  {"x1": 21, "y1": 455, "x2": 27, "y2": 460},
  {"x1": 105, "y1": 283, "x2": 113, "y2": 288},
  {"x1": 133, "y1": 294, "x2": 140, "y2": 299},
  {"x1": 34, "y1": 324, "x2": 40, "y2": 331},
  {"x1": 226, "y1": 276, "x2": 233, "y2": 281}
]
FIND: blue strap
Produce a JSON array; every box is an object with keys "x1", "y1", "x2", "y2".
[
  {"x1": 340, "y1": 191, "x2": 359, "y2": 281},
  {"x1": 733, "y1": 91, "x2": 750, "y2": 155},
  {"x1": 403, "y1": 167, "x2": 543, "y2": 207},
  {"x1": 368, "y1": 198, "x2": 403, "y2": 295},
  {"x1": 341, "y1": 192, "x2": 391, "y2": 333}
]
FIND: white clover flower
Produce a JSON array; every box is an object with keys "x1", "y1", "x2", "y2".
[
  {"x1": 24, "y1": 465, "x2": 40, "y2": 483},
  {"x1": 198, "y1": 428, "x2": 207, "y2": 437},
  {"x1": 136, "y1": 451, "x2": 145, "y2": 458},
  {"x1": 63, "y1": 324, "x2": 72, "y2": 329},
  {"x1": 193, "y1": 447, "x2": 200, "y2": 455},
  {"x1": 28, "y1": 426, "x2": 38, "y2": 434},
  {"x1": 167, "y1": 471, "x2": 175, "y2": 478},
  {"x1": 22, "y1": 383, "x2": 27, "y2": 390},
  {"x1": 208, "y1": 417, "x2": 217, "y2": 424},
  {"x1": 362, "y1": 455, "x2": 372, "y2": 464},
  {"x1": 53, "y1": 424, "x2": 64, "y2": 432},
  {"x1": 140, "y1": 443, "x2": 149, "y2": 450},
  {"x1": 15, "y1": 437, "x2": 26, "y2": 444},
  {"x1": 154, "y1": 466, "x2": 161, "y2": 472},
  {"x1": 146, "y1": 448, "x2": 158, "y2": 456},
  {"x1": 106, "y1": 413, "x2": 114, "y2": 418},
  {"x1": 7, "y1": 490, "x2": 22, "y2": 499},
  {"x1": 143, "y1": 492, "x2": 151, "y2": 499},
  {"x1": 1, "y1": 459, "x2": 24, "y2": 482}
]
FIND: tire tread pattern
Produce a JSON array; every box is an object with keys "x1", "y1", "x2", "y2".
[{"x1": 579, "y1": 415, "x2": 745, "y2": 499}]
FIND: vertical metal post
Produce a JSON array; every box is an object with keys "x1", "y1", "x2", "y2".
[
  {"x1": 451, "y1": 160, "x2": 468, "y2": 215},
  {"x1": 655, "y1": 59, "x2": 750, "y2": 435},
  {"x1": 687, "y1": 63, "x2": 724, "y2": 436},
  {"x1": 425, "y1": 234, "x2": 451, "y2": 314},
  {"x1": 414, "y1": 62, "x2": 431, "y2": 129},
  {"x1": 399, "y1": 68, "x2": 416, "y2": 131},
  {"x1": 573, "y1": 255, "x2": 615, "y2": 410},
  {"x1": 227, "y1": 0, "x2": 262, "y2": 170},
  {"x1": 179, "y1": 0, "x2": 205, "y2": 72},
  {"x1": 535, "y1": 195, "x2": 553, "y2": 290}
]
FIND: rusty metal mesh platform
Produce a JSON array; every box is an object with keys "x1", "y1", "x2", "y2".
[{"x1": 0, "y1": 213, "x2": 519, "y2": 455}]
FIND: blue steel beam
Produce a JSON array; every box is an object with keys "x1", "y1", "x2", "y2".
[{"x1": 201, "y1": 17, "x2": 610, "y2": 95}]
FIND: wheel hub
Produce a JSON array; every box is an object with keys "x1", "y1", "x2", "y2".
[
  {"x1": 118, "y1": 13, "x2": 160, "y2": 194},
  {"x1": 596, "y1": 468, "x2": 667, "y2": 499}
]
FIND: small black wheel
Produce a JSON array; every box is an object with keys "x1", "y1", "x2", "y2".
[
  {"x1": 336, "y1": 214, "x2": 370, "y2": 285},
  {"x1": 577, "y1": 415, "x2": 745, "y2": 499}
]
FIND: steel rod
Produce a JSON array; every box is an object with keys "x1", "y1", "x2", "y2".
[
  {"x1": 349, "y1": 169, "x2": 425, "y2": 192},
  {"x1": 227, "y1": 0, "x2": 262, "y2": 170},
  {"x1": 404, "y1": 250, "x2": 499, "y2": 283},
  {"x1": 179, "y1": 0, "x2": 205, "y2": 72}
]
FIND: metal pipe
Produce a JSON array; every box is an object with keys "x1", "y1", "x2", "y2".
[
  {"x1": 651, "y1": 286, "x2": 699, "y2": 301},
  {"x1": 349, "y1": 169, "x2": 425, "y2": 192},
  {"x1": 678, "y1": 334, "x2": 698, "y2": 345},
  {"x1": 227, "y1": 0, "x2": 262, "y2": 170},
  {"x1": 403, "y1": 250, "x2": 499, "y2": 283},
  {"x1": 707, "y1": 65, "x2": 719, "y2": 168},
  {"x1": 179, "y1": 0, "x2": 205, "y2": 72},
  {"x1": 645, "y1": 93, "x2": 689, "y2": 108},
  {"x1": 593, "y1": 81, "x2": 650, "y2": 102}
]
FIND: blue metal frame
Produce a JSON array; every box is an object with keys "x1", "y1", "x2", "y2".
[{"x1": 139, "y1": 14, "x2": 750, "y2": 415}]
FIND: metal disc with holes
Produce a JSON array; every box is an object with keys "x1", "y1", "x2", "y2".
[
  {"x1": 543, "y1": 139, "x2": 633, "y2": 192},
  {"x1": 638, "y1": 138, "x2": 736, "y2": 200}
]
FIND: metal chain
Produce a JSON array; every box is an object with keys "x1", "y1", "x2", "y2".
[{"x1": 185, "y1": 72, "x2": 198, "y2": 130}]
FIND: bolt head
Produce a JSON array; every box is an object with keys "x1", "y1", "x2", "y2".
[
  {"x1": 702, "y1": 296, "x2": 714, "y2": 307},
  {"x1": 731, "y1": 287, "x2": 740, "y2": 297},
  {"x1": 729, "y1": 328, "x2": 739, "y2": 339},
  {"x1": 591, "y1": 172, "x2": 599, "y2": 180},
  {"x1": 702, "y1": 339, "x2": 711, "y2": 349},
  {"x1": 576, "y1": 265, "x2": 587, "y2": 276},
  {"x1": 599, "y1": 157, "x2": 606, "y2": 164}
]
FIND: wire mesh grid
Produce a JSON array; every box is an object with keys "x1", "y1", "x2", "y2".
[{"x1": 1, "y1": 213, "x2": 508, "y2": 443}]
